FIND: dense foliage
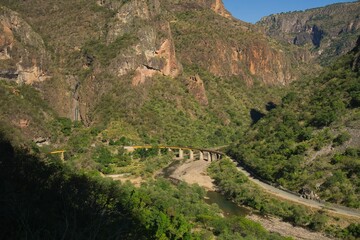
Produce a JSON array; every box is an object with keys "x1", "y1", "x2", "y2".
[
  {"x1": 209, "y1": 159, "x2": 328, "y2": 230},
  {"x1": 208, "y1": 159, "x2": 360, "y2": 239},
  {"x1": 0, "y1": 135, "x2": 193, "y2": 239},
  {"x1": 0, "y1": 134, "x2": 291, "y2": 239},
  {"x1": 0, "y1": 0, "x2": 288, "y2": 149},
  {"x1": 228, "y1": 43, "x2": 360, "y2": 207}
]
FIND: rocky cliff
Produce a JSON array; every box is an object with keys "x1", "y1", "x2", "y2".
[
  {"x1": 4, "y1": 0, "x2": 353, "y2": 146},
  {"x1": 0, "y1": 0, "x2": 303, "y2": 126},
  {"x1": 0, "y1": 6, "x2": 50, "y2": 84},
  {"x1": 257, "y1": 1, "x2": 360, "y2": 64}
]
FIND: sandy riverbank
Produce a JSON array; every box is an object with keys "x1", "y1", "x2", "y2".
[
  {"x1": 168, "y1": 158, "x2": 216, "y2": 191},
  {"x1": 106, "y1": 159, "x2": 338, "y2": 240},
  {"x1": 247, "y1": 214, "x2": 334, "y2": 240},
  {"x1": 105, "y1": 174, "x2": 143, "y2": 187},
  {"x1": 167, "y1": 159, "x2": 336, "y2": 240}
]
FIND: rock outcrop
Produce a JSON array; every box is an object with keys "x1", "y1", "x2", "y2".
[
  {"x1": 0, "y1": 6, "x2": 49, "y2": 84},
  {"x1": 0, "y1": 0, "x2": 317, "y2": 129},
  {"x1": 171, "y1": 4, "x2": 297, "y2": 85},
  {"x1": 131, "y1": 35, "x2": 182, "y2": 86},
  {"x1": 185, "y1": 74, "x2": 208, "y2": 106},
  {"x1": 352, "y1": 36, "x2": 360, "y2": 72},
  {"x1": 257, "y1": 2, "x2": 360, "y2": 64},
  {"x1": 210, "y1": 0, "x2": 231, "y2": 19}
]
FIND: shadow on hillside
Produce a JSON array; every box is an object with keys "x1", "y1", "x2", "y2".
[
  {"x1": 265, "y1": 101, "x2": 277, "y2": 111},
  {"x1": 0, "y1": 133, "x2": 147, "y2": 240},
  {"x1": 250, "y1": 102, "x2": 277, "y2": 125},
  {"x1": 250, "y1": 109, "x2": 265, "y2": 125}
]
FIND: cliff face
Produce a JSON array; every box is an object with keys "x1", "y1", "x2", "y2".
[
  {"x1": 103, "y1": 0, "x2": 289, "y2": 85},
  {"x1": 1, "y1": 0, "x2": 356, "y2": 146},
  {"x1": 169, "y1": 1, "x2": 299, "y2": 85},
  {"x1": 0, "y1": 0, "x2": 315, "y2": 145},
  {"x1": 257, "y1": 2, "x2": 360, "y2": 64},
  {"x1": 0, "y1": 0, "x2": 302, "y2": 124},
  {"x1": 0, "y1": 7, "x2": 50, "y2": 84}
]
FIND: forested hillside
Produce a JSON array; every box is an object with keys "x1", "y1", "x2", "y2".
[
  {"x1": 0, "y1": 0, "x2": 306, "y2": 148},
  {"x1": 0, "y1": 1, "x2": 359, "y2": 239},
  {"x1": 258, "y1": 1, "x2": 360, "y2": 65},
  {"x1": 228, "y1": 37, "x2": 360, "y2": 208},
  {"x1": 0, "y1": 133, "x2": 291, "y2": 240},
  {"x1": 0, "y1": 0, "x2": 359, "y2": 149}
]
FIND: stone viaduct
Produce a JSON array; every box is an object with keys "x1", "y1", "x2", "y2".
[{"x1": 124, "y1": 145, "x2": 223, "y2": 161}]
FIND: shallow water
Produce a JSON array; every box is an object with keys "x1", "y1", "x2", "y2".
[{"x1": 204, "y1": 191, "x2": 249, "y2": 217}]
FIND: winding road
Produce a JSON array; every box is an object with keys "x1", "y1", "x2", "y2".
[
  {"x1": 124, "y1": 145, "x2": 360, "y2": 219},
  {"x1": 231, "y1": 158, "x2": 360, "y2": 219}
]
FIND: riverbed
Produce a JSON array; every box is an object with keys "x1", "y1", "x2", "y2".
[
  {"x1": 160, "y1": 158, "x2": 216, "y2": 190},
  {"x1": 159, "y1": 158, "x2": 335, "y2": 240}
]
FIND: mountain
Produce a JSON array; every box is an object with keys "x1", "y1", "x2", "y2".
[
  {"x1": 0, "y1": 0, "x2": 307, "y2": 147},
  {"x1": 0, "y1": 0, "x2": 358, "y2": 153},
  {"x1": 0, "y1": 1, "x2": 359, "y2": 238},
  {"x1": 257, "y1": 1, "x2": 360, "y2": 65},
  {"x1": 228, "y1": 36, "x2": 360, "y2": 208}
]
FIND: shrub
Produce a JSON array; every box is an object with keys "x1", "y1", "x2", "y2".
[
  {"x1": 57, "y1": 117, "x2": 72, "y2": 136},
  {"x1": 333, "y1": 132, "x2": 351, "y2": 146},
  {"x1": 309, "y1": 212, "x2": 328, "y2": 231},
  {"x1": 344, "y1": 148, "x2": 359, "y2": 157}
]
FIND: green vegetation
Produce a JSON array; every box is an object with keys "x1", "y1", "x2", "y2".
[
  {"x1": 209, "y1": 159, "x2": 328, "y2": 230},
  {"x1": 208, "y1": 159, "x2": 359, "y2": 239},
  {"x1": 0, "y1": 0, "x2": 287, "y2": 150},
  {"x1": 0, "y1": 134, "x2": 291, "y2": 240},
  {"x1": 90, "y1": 64, "x2": 286, "y2": 148},
  {"x1": 82, "y1": 33, "x2": 138, "y2": 66},
  {"x1": 228, "y1": 43, "x2": 360, "y2": 208},
  {"x1": 0, "y1": 1, "x2": 358, "y2": 239},
  {"x1": 0, "y1": 134, "x2": 190, "y2": 239},
  {"x1": 0, "y1": 81, "x2": 56, "y2": 143}
]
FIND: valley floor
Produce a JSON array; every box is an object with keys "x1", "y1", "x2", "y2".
[
  {"x1": 106, "y1": 156, "x2": 358, "y2": 240},
  {"x1": 168, "y1": 158, "x2": 338, "y2": 240},
  {"x1": 167, "y1": 158, "x2": 215, "y2": 191},
  {"x1": 247, "y1": 214, "x2": 333, "y2": 240},
  {"x1": 232, "y1": 159, "x2": 360, "y2": 219}
]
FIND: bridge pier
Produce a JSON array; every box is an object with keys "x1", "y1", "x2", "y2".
[
  {"x1": 207, "y1": 152, "x2": 212, "y2": 161},
  {"x1": 189, "y1": 150, "x2": 194, "y2": 160},
  {"x1": 199, "y1": 151, "x2": 204, "y2": 161},
  {"x1": 123, "y1": 146, "x2": 224, "y2": 162},
  {"x1": 178, "y1": 148, "x2": 184, "y2": 159}
]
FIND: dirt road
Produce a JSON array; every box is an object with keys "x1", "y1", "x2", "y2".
[{"x1": 232, "y1": 159, "x2": 360, "y2": 219}]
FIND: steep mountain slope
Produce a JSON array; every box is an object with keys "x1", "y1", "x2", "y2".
[
  {"x1": 258, "y1": 1, "x2": 360, "y2": 65},
  {"x1": 0, "y1": 0, "x2": 356, "y2": 147},
  {"x1": 228, "y1": 37, "x2": 360, "y2": 208},
  {"x1": 0, "y1": 0, "x2": 306, "y2": 146}
]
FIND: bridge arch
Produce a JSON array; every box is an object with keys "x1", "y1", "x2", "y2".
[{"x1": 123, "y1": 145, "x2": 223, "y2": 162}]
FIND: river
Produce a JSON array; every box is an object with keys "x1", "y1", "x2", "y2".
[
  {"x1": 204, "y1": 191, "x2": 249, "y2": 217},
  {"x1": 160, "y1": 159, "x2": 249, "y2": 217}
]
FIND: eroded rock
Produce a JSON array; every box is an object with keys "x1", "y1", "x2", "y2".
[{"x1": 0, "y1": 6, "x2": 50, "y2": 84}]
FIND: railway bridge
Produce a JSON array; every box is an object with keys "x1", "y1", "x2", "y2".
[{"x1": 124, "y1": 145, "x2": 223, "y2": 161}]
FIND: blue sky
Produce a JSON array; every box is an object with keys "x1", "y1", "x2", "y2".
[{"x1": 222, "y1": 0, "x2": 356, "y2": 23}]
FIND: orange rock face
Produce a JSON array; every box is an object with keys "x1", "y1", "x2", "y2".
[
  {"x1": 0, "y1": 7, "x2": 49, "y2": 84},
  {"x1": 185, "y1": 74, "x2": 208, "y2": 106},
  {"x1": 211, "y1": 0, "x2": 231, "y2": 19},
  {"x1": 132, "y1": 36, "x2": 182, "y2": 86}
]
